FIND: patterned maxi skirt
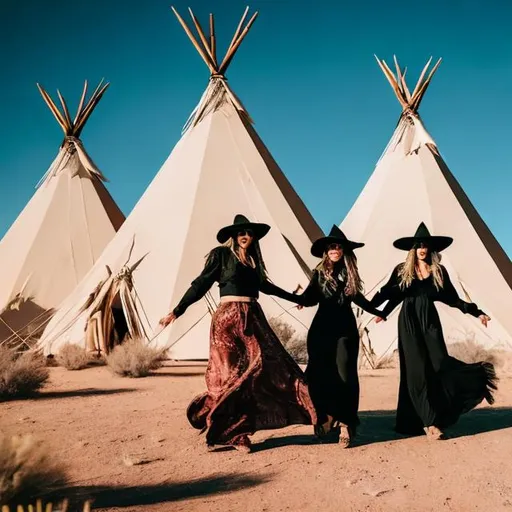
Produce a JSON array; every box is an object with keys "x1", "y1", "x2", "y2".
[{"x1": 186, "y1": 301, "x2": 317, "y2": 447}]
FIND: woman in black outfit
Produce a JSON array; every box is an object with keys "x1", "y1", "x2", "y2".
[
  {"x1": 298, "y1": 225, "x2": 386, "y2": 447},
  {"x1": 371, "y1": 222, "x2": 497, "y2": 440}
]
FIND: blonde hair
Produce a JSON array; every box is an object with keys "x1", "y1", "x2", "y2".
[
  {"x1": 398, "y1": 248, "x2": 444, "y2": 290},
  {"x1": 222, "y1": 236, "x2": 268, "y2": 281},
  {"x1": 316, "y1": 249, "x2": 363, "y2": 297}
]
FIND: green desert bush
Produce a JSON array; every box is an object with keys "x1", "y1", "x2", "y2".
[
  {"x1": 57, "y1": 343, "x2": 90, "y2": 371},
  {"x1": 0, "y1": 346, "x2": 49, "y2": 400},
  {"x1": 106, "y1": 337, "x2": 163, "y2": 378},
  {"x1": 0, "y1": 433, "x2": 68, "y2": 507},
  {"x1": 269, "y1": 317, "x2": 308, "y2": 365}
]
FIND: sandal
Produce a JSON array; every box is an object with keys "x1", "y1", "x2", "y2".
[
  {"x1": 338, "y1": 424, "x2": 351, "y2": 448},
  {"x1": 231, "y1": 435, "x2": 252, "y2": 453},
  {"x1": 423, "y1": 426, "x2": 446, "y2": 440},
  {"x1": 314, "y1": 415, "x2": 335, "y2": 440}
]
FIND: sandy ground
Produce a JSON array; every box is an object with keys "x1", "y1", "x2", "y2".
[{"x1": 2, "y1": 363, "x2": 512, "y2": 512}]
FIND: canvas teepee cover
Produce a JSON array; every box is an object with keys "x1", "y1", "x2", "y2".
[
  {"x1": 340, "y1": 56, "x2": 512, "y2": 364},
  {"x1": 38, "y1": 8, "x2": 322, "y2": 360},
  {"x1": 0, "y1": 81, "x2": 125, "y2": 350}
]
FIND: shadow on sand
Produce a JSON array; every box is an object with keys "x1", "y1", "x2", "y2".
[
  {"x1": 36, "y1": 388, "x2": 137, "y2": 400},
  {"x1": 355, "y1": 406, "x2": 512, "y2": 445},
  {"x1": 149, "y1": 370, "x2": 206, "y2": 378},
  {"x1": 253, "y1": 434, "x2": 321, "y2": 452},
  {"x1": 255, "y1": 406, "x2": 512, "y2": 451},
  {"x1": 41, "y1": 473, "x2": 270, "y2": 509}
]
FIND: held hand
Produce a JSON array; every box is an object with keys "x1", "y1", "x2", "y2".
[
  {"x1": 479, "y1": 314, "x2": 491, "y2": 328},
  {"x1": 159, "y1": 312, "x2": 177, "y2": 327}
]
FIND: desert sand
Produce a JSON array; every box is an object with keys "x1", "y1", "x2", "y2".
[{"x1": 2, "y1": 363, "x2": 512, "y2": 512}]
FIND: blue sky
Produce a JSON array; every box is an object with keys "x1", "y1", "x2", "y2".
[{"x1": 1, "y1": 0, "x2": 511, "y2": 257}]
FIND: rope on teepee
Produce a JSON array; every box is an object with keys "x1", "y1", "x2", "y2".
[
  {"x1": 182, "y1": 76, "x2": 252, "y2": 134},
  {"x1": 36, "y1": 137, "x2": 106, "y2": 188}
]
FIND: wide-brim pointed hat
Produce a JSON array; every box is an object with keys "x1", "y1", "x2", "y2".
[
  {"x1": 311, "y1": 225, "x2": 364, "y2": 258},
  {"x1": 393, "y1": 222, "x2": 453, "y2": 252},
  {"x1": 216, "y1": 214, "x2": 271, "y2": 243}
]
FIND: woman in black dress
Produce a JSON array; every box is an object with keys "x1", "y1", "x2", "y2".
[
  {"x1": 297, "y1": 225, "x2": 386, "y2": 447},
  {"x1": 159, "y1": 214, "x2": 317, "y2": 453},
  {"x1": 371, "y1": 222, "x2": 497, "y2": 440}
]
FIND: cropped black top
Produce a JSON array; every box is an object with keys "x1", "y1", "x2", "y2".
[{"x1": 173, "y1": 246, "x2": 302, "y2": 318}]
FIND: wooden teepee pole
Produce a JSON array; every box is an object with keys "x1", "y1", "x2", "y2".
[
  {"x1": 171, "y1": 6, "x2": 216, "y2": 73},
  {"x1": 73, "y1": 80, "x2": 89, "y2": 125},
  {"x1": 411, "y1": 57, "x2": 442, "y2": 111},
  {"x1": 375, "y1": 56, "x2": 408, "y2": 110},
  {"x1": 56, "y1": 90, "x2": 73, "y2": 128},
  {"x1": 209, "y1": 13, "x2": 217, "y2": 67},
  {"x1": 218, "y1": 10, "x2": 258, "y2": 75},
  {"x1": 37, "y1": 84, "x2": 70, "y2": 133},
  {"x1": 74, "y1": 80, "x2": 110, "y2": 136},
  {"x1": 187, "y1": 8, "x2": 217, "y2": 69}
]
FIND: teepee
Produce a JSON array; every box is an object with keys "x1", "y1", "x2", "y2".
[
  {"x1": 340, "y1": 56, "x2": 512, "y2": 364},
  {"x1": 38, "y1": 8, "x2": 322, "y2": 360},
  {"x1": 0, "y1": 81, "x2": 125, "y2": 350}
]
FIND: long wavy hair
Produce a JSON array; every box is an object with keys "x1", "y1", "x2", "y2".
[
  {"x1": 398, "y1": 246, "x2": 444, "y2": 290},
  {"x1": 222, "y1": 236, "x2": 269, "y2": 282},
  {"x1": 316, "y1": 248, "x2": 363, "y2": 297}
]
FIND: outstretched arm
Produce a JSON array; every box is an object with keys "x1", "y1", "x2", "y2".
[
  {"x1": 370, "y1": 265, "x2": 404, "y2": 307},
  {"x1": 353, "y1": 292, "x2": 387, "y2": 320},
  {"x1": 296, "y1": 276, "x2": 320, "y2": 307},
  {"x1": 172, "y1": 248, "x2": 222, "y2": 318},
  {"x1": 370, "y1": 265, "x2": 404, "y2": 317},
  {"x1": 438, "y1": 267, "x2": 485, "y2": 318},
  {"x1": 260, "y1": 279, "x2": 304, "y2": 305}
]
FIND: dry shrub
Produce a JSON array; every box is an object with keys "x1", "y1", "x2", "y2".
[
  {"x1": 269, "y1": 317, "x2": 308, "y2": 365},
  {"x1": 0, "y1": 433, "x2": 68, "y2": 506},
  {"x1": 1, "y1": 501, "x2": 91, "y2": 512},
  {"x1": 0, "y1": 346, "x2": 49, "y2": 400},
  {"x1": 57, "y1": 343, "x2": 90, "y2": 371},
  {"x1": 374, "y1": 350, "x2": 398, "y2": 370},
  {"x1": 448, "y1": 336, "x2": 512, "y2": 373},
  {"x1": 106, "y1": 337, "x2": 163, "y2": 378}
]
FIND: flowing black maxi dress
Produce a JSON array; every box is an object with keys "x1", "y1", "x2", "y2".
[
  {"x1": 371, "y1": 264, "x2": 497, "y2": 434},
  {"x1": 299, "y1": 268, "x2": 386, "y2": 429}
]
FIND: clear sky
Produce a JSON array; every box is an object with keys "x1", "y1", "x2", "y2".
[{"x1": 1, "y1": 0, "x2": 511, "y2": 257}]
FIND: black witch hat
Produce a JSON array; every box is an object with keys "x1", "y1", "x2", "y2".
[
  {"x1": 216, "y1": 214, "x2": 271, "y2": 244},
  {"x1": 393, "y1": 222, "x2": 453, "y2": 252},
  {"x1": 311, "y1": 225, "x2": 365, "y2": 258}
]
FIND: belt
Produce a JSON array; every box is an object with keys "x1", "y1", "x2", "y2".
[{"x1": 220, "y1": 295, "x2": 257, "y2": 304}]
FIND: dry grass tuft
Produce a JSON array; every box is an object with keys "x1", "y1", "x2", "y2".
[
  {"x1": 374, "y1": 350, "x2": 398, "y2": 370},
  {"x1": 0, "y1": 346, "x2": 49, "y2": 400},
  {"x1": 0, "y1": 433, "x2": 68, "y2": 507},
  {"x1": 448, "y1": 336, "x2": 512, "y2": 373},
  {"x1": 269, "y1": 317, "x2": 308, "y2": 365},
  {"x1": 57, "y1": 343, "x2": 90, "y2": 371},
  {"x1": 106, "y1": 338, "x2": 163, "y2": 378}
]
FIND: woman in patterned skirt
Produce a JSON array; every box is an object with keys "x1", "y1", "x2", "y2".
[{"x1": 159, "y1": 214, "x2": 317, "y2": 453}]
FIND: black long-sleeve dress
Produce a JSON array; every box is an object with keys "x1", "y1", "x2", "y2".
[
  {"x1": 298, "y1": 267, "x2": 386, "y2": 429},
  {"x1": 371, "y1": 264, "x2": 497, "y2": 434},
  {"x1": 172, "y1": 246, "x2": 317, "y2": 448}
]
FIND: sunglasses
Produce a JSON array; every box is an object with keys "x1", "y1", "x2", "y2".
[{"x1": 237, "y1": 230, "x2": 254, "y2": 237}]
